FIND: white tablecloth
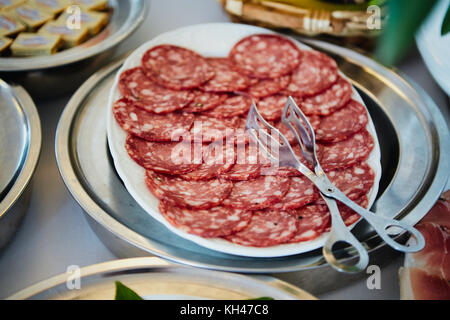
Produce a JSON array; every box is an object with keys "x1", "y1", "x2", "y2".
[{"x1": 0, "y1": 0, "x2": 448, "y2": 300}]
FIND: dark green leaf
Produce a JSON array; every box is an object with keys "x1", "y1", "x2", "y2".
[
  {"x1": 114, "y1": 281, "x2": 144, "y2": 300},
  {"x1": 442, "y1": 5, "x2": 450, "y2": 35},
  {"x1": 375, "y1": 0, "x2": 439, "y2": 66},
  {"x1": 248, "y1": 297, "x2": 275, "y2": 300}
]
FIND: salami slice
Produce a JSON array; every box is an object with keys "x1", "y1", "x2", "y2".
[
  {"x1": 183, "y1": 90, "x2": 228, "y2": 113},
  {"x1": 118, "y1": 67, "x2": 194, "y2": 114},
  {"x1": 319, "y1": 129, "x2": 375, "y2": 171},
  {"x1": 146, "y1": 171, "x2": 233, "y2": 209},
  {"x1": 274, "y1": 176, "x2": 319, "y2": 210},
  {"x1": 257, "y1": 95, "x2": 288, "y2": 121},
  {"x1": 126, "y1": 135, "x2": 200, "y2": 174},
  {"x1": 327, "y1": 162, "x2": 375, "y2": 200},
  {"x1": 159, "y1": 200, "x2": 252, "y2": 238},
  {"x1": 229, "y1": 34, "x2": 301, "y2": 79},
  {"x1": 273, "y1": 114, "x2": 320, "y2": 146},
  {"x1": 190, "y1": 114, "x2": 240, "y2": 143},
  {"x1": 284, "y1": 50, "x2": 338, "y2": 97},
  {"x1": 224, "y1": 210, "x2": 298, "y2": 247},
  {"x1": 201, "y1": 58, "x2": 250, "y2": 92},
  {"x1": 180, "y1": 142, "x2": 236, "y2": 181},
  {"x1": 220, "y1": 142, "x2": 266, "y2": 181},
  {"x1": 300, "y1": 77, "x2": 353, "y2": 116},
  {"x1": 113, "y1": 98, "x2": 194, "y2": 142},
  {"x1": 223, "y1": 175, "x2": 291, "y2": 210},
  {"x1": 141, "y1": 44, "x2": 215, "y2": 90},
  {"x1": 201, "y1": 94, "x2": 253, "y2": 118},
  {"x1": 248, "y1": 75, "x2": 291, "y2": 99},
  {"x1": 288, "y1": 204, "x2": 330, "y2": 243}
]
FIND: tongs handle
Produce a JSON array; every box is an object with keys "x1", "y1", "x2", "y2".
[
  {"x1": 324, "y1": 188, "x2": 425, "y2": 253},
  {"x1": 321, "y1": 195, "x2": 369, "y2": 273}
]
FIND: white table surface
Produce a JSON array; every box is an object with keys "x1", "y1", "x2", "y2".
[{"x1": 0, "y1": 0, "x2": 448, "y2": 300}]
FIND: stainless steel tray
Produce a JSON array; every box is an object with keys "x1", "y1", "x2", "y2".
[
  {"x1": 8, "y1": 257, "x2": 316, "y2": 300},
  {"x1": 0, "y1": 80, "x2": 41, "y2": 250},
  {"x1": 0, "y1": 0, "x2": 148, "y2": 99},
  {"x1": 55, "y1": 41, "x2": 449, "y2": 293}
]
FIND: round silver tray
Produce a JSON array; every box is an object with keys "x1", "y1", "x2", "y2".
[
  {"x1": 0, "y1": 80, "x2": 41, "y2": 250},
  {"x1": 8, "y1": 257, "x2": 316, "y2": 300},
  {"x1": 55, "y1": 40, "x2": 449, "y2": 294},
  {"x1": 0, "y1": 0, "x2": 148, "y2": 99}
]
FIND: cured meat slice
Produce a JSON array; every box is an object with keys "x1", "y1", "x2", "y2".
[
  {"x1": 300, "y1": 77, "x2": 353, "y2": 116},
  {"x1": 141, "y1": 44, "x2": 215, "y2": 90},
  {"x1": 146, "y1": 171, "x2": 233, "y2": 209},
  {"x1": 159, "y1": 200, "x2": 252, "y2": 238},
  {"x1": 257, "y1": 95, "x2": 288, "y2": 121},
  {"x1": 113, "y1": 98, "x2": 194, "y2": 142},
  {"x1": 338, "y1": 195, "x2": 368, "y2": 226},
  {"x1": 288, "y1": 204, "x2": 330, "y2": 243},
  {"x1": 220, "y1": 142, "x2": 267, "y2": 181},
  {"x1": 272, "y1": 114, "x2": 320, "y2": 146},
  {"x1": 327, "y1": 162, "x2": 375, "y2": 201},
  {"x1": 400, "y1": 267, "x2": 450, "y2": 300},
  {"x1": 126, "y1": 135, "x2": 200, "y2": 175},
  {"x1": 118, "y1": 67, "x2": 194, "y2": 114},
  {"x1": 190, "y1": 114, "x2": 240, "y2": 143},
  {"x1": 248, "y1": 75, "x2": 291, "y2": 98},
  {"x1": 319, "y1": 129, "x2": 374, "y2": 171},
  {"x1": 201, "y1": 58, "x2": 250, "y2": 92},
  {"x1": 223, "y1": 175, "x2": 291, "y2": 210},
  {"x1": 201, "y1": 94, "x2": 253, "y2": 118},
  {"x1": 316, "y1": 100, "x2": 369, "y2": 142},
  {"x1": 273, "y1": 176, "x2": 319, "y2": 210},
  {"x1": 180, "y1": 142, "x2": 236, "y2": 181},
  {"x1": 224, "y1": 210, "x2": 298, "y2": 247},
  {"x1": 229, "y1": 34, "x2": 301, "y2": 79},
  {"x1": 284, "y1": 50, "x2": 338, "y2": 97},
  {"x1": 183, "y1": 90, "x2": 228, "y2": 113}
]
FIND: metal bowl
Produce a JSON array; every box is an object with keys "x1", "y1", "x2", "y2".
[
  {"x1": 0, "y1": 0, "x2": 148, "y2": 100},
  {"x1": 0, "y1": 80, "x2": 41, "y2": 250},
  {"x1": 55, "y1": 32, "x2": 449, "y2": 294},
  {"x1": 7, "y1": 257, "x2": 316, "y2": 300}
]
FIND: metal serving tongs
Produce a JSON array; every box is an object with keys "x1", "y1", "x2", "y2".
[{"x1": 246, "y1": 97, "x2": 425, "y2": 273}]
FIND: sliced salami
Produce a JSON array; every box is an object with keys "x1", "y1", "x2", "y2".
[
  {"x1": 284, "y1": 50, "x2": 338, "y2": 97},
  {"x1": 183, "y1": 90, "x2": 228, "y2": 113},
  {"x1": 273, "y1": 114, "x2": 321, "y2": 146},
  {"x1": 319, "y1": 129, "x2": 375, "y2": 171},
  {"x1": 201, "y1": 58, "x2": 250, "y2": 92},
  {"x1": 220, "y1": 142, "x2": 266, "y2": 181},
  {"x1": 201, "y1": 94, "x2": 253, "y2": 118},
  {"x1": 113, "y1": 98, "x2": 194, "y2": 142},
  {"x1": 180, "y1": 142, "x2": 236, "y2": 181},
  {"x1": 327, "y1": 162, "x2": 375, "y2": 200},
  {"x1": 190, "y1": 114, "x2": 240, "y2": 143},
  {"x1": 288, "y1": 204, "x2": 330, "y2": 243},
  {"x1": 315, "y1": 99, "x2": 368, "y2": 142},
  {"x1": 300, "y1": 77, "x2": 353, "y2": 116},
  {"x1": 224, "y1": 210, "x2": 298, "y2": 247},
  {"x1": 257, "y1": 95, "x2": 288, "y2": 121},
  {"x1": 118, "y1": 67, "x2": 194, "y2": 114},
  {"x1": 159, "y1": 200, "x2": 252, "y2": 238},
  {"x1": 146, "y1": 171, "x2": 233, "y2": 209},
  {"x1": 274, "y1": 176, "x2": 319, "y2": 210},
  {"x1": 126, "y1": 135, "x2": 200, "y2": 174},
  {"x1": 223, "y1": 175, "x2": 291, "y2": 210},
  {"x1": 141, "y1": 44, "x2": 215, "y2": 90},
  {"x1": 229, "y1": 34, "x2": 301, "y2": 79},
  {"x1": 248, "y1": 75, "x2": 291, "y2": 99}
]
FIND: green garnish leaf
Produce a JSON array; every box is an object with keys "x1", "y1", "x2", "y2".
[
  {"x1": 114, "y1": 281, "x2": 144, "y2": 300},
  {"x1": 442, "y1": 5, "x2": 450, "y2": 35}
]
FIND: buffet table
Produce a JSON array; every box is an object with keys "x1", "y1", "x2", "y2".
[{"x1": 0, "y1": 0, "x2": 448, "y2": 300}]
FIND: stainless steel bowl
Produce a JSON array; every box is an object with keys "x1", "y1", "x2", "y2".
[
  {"x1": 0, "y1": 0, "x2": 148, "y2": 100},
  {"x1": 55, "y1": 33, "x2": 450, "y2": 294},
  {"x1": 7, "y1": 257, "x2": 316, "y2": 300},
  {"x1": 0, "y1": 80, "x2": 41, "y2": 250}
]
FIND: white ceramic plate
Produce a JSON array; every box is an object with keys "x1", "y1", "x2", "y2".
[{"x1": 107, "y1": 23, "x2": 382, "y2": 258}]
